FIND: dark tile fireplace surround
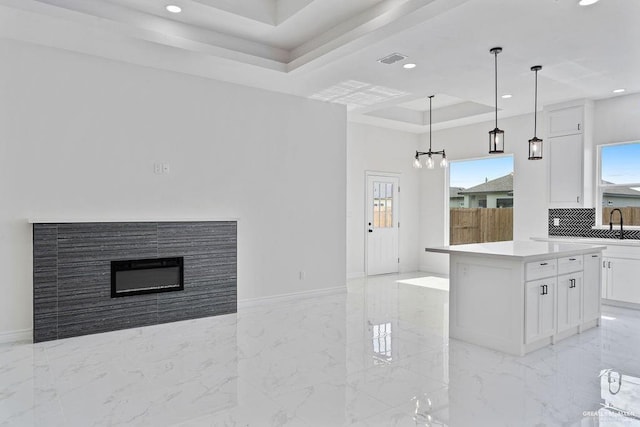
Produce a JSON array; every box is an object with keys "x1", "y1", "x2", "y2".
[{"x1": 33, "y1": 221, "x2": 237, "y2": 342}]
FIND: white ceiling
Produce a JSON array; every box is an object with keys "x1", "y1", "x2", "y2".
[{"x1": 0, "y1": 0, "x2": 638, "y2": 133}]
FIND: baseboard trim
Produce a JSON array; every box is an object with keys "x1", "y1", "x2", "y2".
[
  {"x1": 0, "y1": 328, "x2": 33, "y2": 345},
  {"x1": 238, "y1": 285, "x2": 347, "y2": 309},
  {"x1": 602, "y1": 299, "x2": 640, "y2": 310},
  {"x1": 347, "y1": 272, "x2": 365, "y2": 280},
  {"x1": 419, "y1": 266, "x2": 450, "y2": 276}
]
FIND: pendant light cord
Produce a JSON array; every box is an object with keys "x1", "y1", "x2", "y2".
[
  {"x1": 429, "y1": 95, "x2": 433, "y2": 151},
  {"x1": 494, "y1": 50, "x2": 498, "y2": 129},
  {"x1": 534, "y1": 68, "x2": 538, "y2": 138}
]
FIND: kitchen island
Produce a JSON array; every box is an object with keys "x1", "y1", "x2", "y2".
[{"x1": 426, "y1": 241, "x2": 606, "y2": 355}]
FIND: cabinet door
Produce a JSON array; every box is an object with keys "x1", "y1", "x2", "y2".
[
  {"x1": 608, "y1": 258, "x2": 640, "y2": 304},
  {"x1": 583, "y1": 253, "x2": 601, "y2": 322},
  {"x1": 557, "y1": 273, "x2": 582, "y2": 331},
  {"x1": 602, "y1": 257, "x2": 609, "y2": 299},
  {"x1": 547, "y1": 106, "x2": 583, "y2": 138},
  {"x1": 540, "y1": 280, "x2": 556, "y2": 337},
  {"x1": 526, "y1": 279, "x2": 556, "y2": 343},
  {"x1": 549, "y1": 134, "x2": 583, "y2": 207}
]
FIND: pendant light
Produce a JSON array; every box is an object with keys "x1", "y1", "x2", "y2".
[
  {"x1": 528, "y1": 65, "x2": 543, "y2": 160},
  {"x1": 413, "y1": 95, "x2": 447, "y2": 169},
  {"x1": 488, "y1": 47, "x2": 504, "y2": 154}
]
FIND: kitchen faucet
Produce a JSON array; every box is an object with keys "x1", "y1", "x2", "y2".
[{"x1": 609, "y1": 208, "x2": 624, "y2": 240}]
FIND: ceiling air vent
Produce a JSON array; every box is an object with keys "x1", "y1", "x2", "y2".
[{"x1": 377, "y1": 53, "x2": 408, "y2": 65}]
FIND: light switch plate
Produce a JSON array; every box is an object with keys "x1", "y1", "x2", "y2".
[{"x1": 553, "y1": 218, "x2": 560, "y2": 226}]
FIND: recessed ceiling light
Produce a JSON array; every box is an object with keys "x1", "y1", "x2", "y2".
[
  {"x1": 502, "y1": 94, "x2": 512, "y2": 99},
  {"x1": 166, "y1": 5, "x2": 182, "y2": 13},
  {"x1": 403, "y1": 63, "x2": 417, "y2": 69},
  {"x1": 578, "y1": 0, "x2": 599, "y2": 6},
  {"x1": 613, "y1": 88, "x2": 625, "y2": 93}
]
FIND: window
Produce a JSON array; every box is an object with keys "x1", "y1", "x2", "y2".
[
  {"x1": 449, "y1": 156, "x2": 514, "y2": 244},
  {"x1": 373, "y1": 182, "x2": 393, "y2": 228},
  {"x1": 599, "y1": 142, "x2": 640, "y2": 226}
]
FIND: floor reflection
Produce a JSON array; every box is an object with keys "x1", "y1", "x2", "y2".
[{"x1": 2, "y1": 272, "x2": 640, "y2": 426}]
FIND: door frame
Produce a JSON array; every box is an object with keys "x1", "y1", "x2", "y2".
[{"x1": 364, "y1": 171, "x2": 400, "y2": 276}]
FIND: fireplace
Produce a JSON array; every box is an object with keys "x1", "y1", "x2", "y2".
[{"x1": 111, "y1": 257, "x2": 184, "y2": 297}]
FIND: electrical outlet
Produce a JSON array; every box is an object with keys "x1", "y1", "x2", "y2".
[{"x1": 553, "y1": 218, "x2": 560, "y2": 226}]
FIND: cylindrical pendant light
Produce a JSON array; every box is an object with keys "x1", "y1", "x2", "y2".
[
  {"x1": 528, "y1": 65, "x2": 543, "y2": 160},
  {"x1": 488, "y1": 47, "x2": 504, "y2": 154}
]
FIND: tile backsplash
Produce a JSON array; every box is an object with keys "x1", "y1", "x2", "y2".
[{"x1": 548, "y1": 208, "x2": 640, "y2": 240}]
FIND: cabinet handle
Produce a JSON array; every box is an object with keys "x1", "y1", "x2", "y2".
[
  {"x1": 578, "y1": 123, "x2": 580, "y2": 131},
  {"x1": 603, "y1": 260, "x2": 606, "y2": 268},
  {"x1": 540, "y1": 262, "x2": 548, "y2": 266},
  {"x1": 569, "y1": 258, "x2": 576, "y2": 261},
  {"x1": 540, "y1": 285, "x2": 545, "y2": 295},
  {"x1": 577, "y1": 196, "x2": 580, "y2": 203},
  {"x1": 608, "y1": 261, "x2": 612, "y2": 269},
  {"x1": 592, "y1": 255, "x2": 599, "y2": 258},
  {"x1": 570, "y1": 278, "x2": 576, "y2": 289}
]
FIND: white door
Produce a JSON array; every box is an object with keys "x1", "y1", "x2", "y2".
[{"x1": 366, "y1": 174, "x2": 399, "y2": 276}]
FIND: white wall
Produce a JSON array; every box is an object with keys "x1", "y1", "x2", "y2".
[
  {"x1": 419, "y1": 114, "x2": 549, "y2": 274},
  {"x1": 593, "y1": 93, "x2": 640, "y2": 146},
  {"x1": 0, "y1": 39, "x2": 347, "y2": 337},
  {"x1": 346, "y1": 123, "x2": 420, "y2": 278}
]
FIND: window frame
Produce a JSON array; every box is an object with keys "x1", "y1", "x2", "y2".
[
  {"x1": 446, "y1": 154, "x2": 514, "y2": 245},
  {"x1": 596, "y1": 140, "x2": 640, "y2": 227}
]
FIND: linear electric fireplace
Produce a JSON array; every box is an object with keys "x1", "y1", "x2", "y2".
[{"x1": 111, "y1": 257, "x2": 184, "y2": 298}]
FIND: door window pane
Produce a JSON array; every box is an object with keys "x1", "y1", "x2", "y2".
[{"x1": 373, "y1": 181, "x2": 394, "y2": 228}]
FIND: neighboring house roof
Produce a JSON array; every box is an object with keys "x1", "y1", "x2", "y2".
[
  {"x1": 602, "y1": 181, "x2": 640, "y2": 198},
  {"x1": 449, "y1": 187, "x2": 465, "y2": 198},
  {"x1": 458, "y1": 173, "x2": 513, "y2": 195}
]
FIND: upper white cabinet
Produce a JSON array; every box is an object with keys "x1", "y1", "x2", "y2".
[
  {"x1": 547, "y1": 106, "x2": 583, "y2": 138},
  {"x1": 547, "y1": 101, "x2": 593, "y2": 208},
  {"x1": 549, "y1": 134, "x2": 584, "y2": 206}
]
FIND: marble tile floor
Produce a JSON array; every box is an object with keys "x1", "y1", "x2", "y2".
[{"x1": 2, "y1": 272, "x2": 640, "y2": 426}]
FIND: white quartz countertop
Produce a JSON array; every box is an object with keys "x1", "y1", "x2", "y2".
[
  {"x1": 425, "y1": 240, "x2": 606, "y2": 260},
  {"x1": 531, "y1": 236, "x2": 640, "y2": 247}
]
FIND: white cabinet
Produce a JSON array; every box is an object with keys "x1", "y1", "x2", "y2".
[
  {"x1": 549, "y1": 134, "x2": 584, "y2": 207},
  {"x1": 547, "y1": 102, "x2": 593, "y2": 208},
  {"x1": 547, "y1": 105, "x2": 583, "y2": 138},
  {"x1": 525, "y1": 278, "x2": 557, "y2": 343},
  {"x1": 603, "y1": 257, "x2": 640, "y2": 304},
  {"x1": 583, "y1": 253, "x2": 601, "y2": 323},
  {"x1": 557, "y1": 272, "x2": 583, "y2": 331}
]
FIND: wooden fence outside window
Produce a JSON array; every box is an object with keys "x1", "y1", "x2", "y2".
[
  {"x1": 602, "y1": 207, "x2": 640, "y2": 226},
  {"x1": 450, "y1": 208, "x2": 513, "y2": 245}
]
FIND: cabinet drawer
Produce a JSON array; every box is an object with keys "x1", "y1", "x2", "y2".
[
  {"x1": 558, "y1": 255, "x2": 583, "y2": 275},
  {"x1": 526, "y1": 259, "x2": 558, "y2": 280}
]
